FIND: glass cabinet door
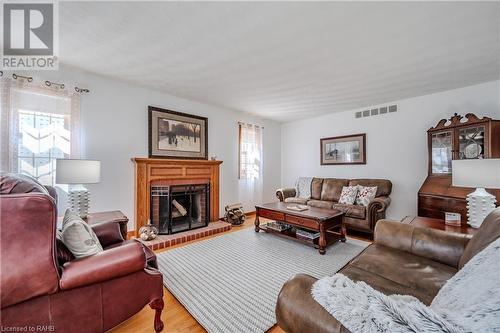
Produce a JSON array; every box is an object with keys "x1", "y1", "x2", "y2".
[
  {"x1": 431, "y1": 131, "x2": 453, "y2": 174},
  {"x1": 458, "y1": 125, "x2": 485, "y2": 160}
]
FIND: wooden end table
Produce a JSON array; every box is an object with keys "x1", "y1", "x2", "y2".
[
  {"x1": 255, "y1": 202, "x2": 346, "y2": 255},
  {"x1": 401, "y1": 216, "x2": 477, "y2": 236}
]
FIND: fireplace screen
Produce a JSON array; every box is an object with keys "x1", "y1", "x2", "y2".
[{"x1": 150, "y1": 184, "x2": 210, "y2": 234}]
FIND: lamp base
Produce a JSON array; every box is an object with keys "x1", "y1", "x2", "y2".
[
  {"x1": 68, "y1": 184, "x2": 90, "y2": 219},
  {"x1": 466, "y1": 187, "x2": 497, "y2": 228}
]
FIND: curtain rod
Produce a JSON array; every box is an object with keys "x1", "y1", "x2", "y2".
[
  {"x1": 238, "y1": 121, "x2": 264, "y2": 129},
  {"x1": 7, "y1": 72, "x2": 90, "y2": 94}
]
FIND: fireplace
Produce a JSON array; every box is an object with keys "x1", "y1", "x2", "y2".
[{"x1": 151, "y1": 184, "x2": 210, "y2": 234}]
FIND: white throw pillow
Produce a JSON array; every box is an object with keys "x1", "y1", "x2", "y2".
[
  {"x1": 338, "y1": 186, "x2": 358, "y2": 205},
  {"x1": 295, "y1": 177, "x2": 313, "y2": 199},
  {"x1": 355, "y1": 186, "x2": 377, "y2": 206},
  {"x1": 61, "y1": 209, "x2": 103, "y2": 259}
]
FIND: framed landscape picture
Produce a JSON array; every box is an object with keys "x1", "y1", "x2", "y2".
[
  {"x1": 148, "y1": 106, "x2": 208, "y2": 159},
  {"x1": 320, "y1": 133, "x2": 366, "y2": 165}
]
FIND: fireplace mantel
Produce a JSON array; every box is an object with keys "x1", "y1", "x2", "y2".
[{"x1": 132, "y1": 158, "x2": 222, "y2": 236}]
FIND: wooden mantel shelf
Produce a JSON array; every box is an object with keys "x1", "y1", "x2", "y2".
[
  {"x1": 132, "y1": 157, "x2": 223, "y2": 165},
  {"x1": 132, "y1": 157, "x2": 223, "y2": 236}
]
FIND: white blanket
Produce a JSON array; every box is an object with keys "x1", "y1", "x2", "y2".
[{"x1": 312, "y1": 238, "x2": 500, "y2": 333}]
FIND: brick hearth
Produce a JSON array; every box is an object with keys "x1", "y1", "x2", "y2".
[{"x1": 139, "y1": 221, "x2": 231, "y2": 250}]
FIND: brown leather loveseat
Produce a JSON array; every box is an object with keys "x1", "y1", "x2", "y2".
[
  {"x1": 0, "y1": 173, "x2": 164, "y2": 333},
  {"x1": 275, "y1": 207, "x2": 500, "y2": 333},
  {"x1": 277, "y1": 178, "x2": 392, "y2": 235}
]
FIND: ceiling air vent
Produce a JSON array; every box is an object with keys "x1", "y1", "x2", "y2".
[{"x1": 354, "y1": 104, "x2": 397, "y2": 119}]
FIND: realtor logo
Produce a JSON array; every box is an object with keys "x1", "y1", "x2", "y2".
[{"x1": 1, "y1": 1, "x2": 58, "y2": 70}]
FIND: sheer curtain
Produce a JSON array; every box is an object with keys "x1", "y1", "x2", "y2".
[
  {"x1": 238, "y1": 123, "x2": 263, "y2": 212},
  {"x1": 0, "y1": 77, "x2": 80, "y2": 186}
]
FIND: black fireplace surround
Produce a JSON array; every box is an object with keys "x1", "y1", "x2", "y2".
[{"x1": 150, "y1": 184, "x2": 210, "y2": 234}]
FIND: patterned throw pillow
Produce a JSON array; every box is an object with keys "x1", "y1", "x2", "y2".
[
  {"x1": 61, "y1": 209, "x2": 103, "y2": 259},
  {"x1": 295, "y1": 177, "x2": 313, "y2": 199},
  {"x1": 338, "y1": 186, "x2": 359, "y2": 205},
  {"x1": 356, "y1": 186, "x2": 378, "y2": 206}
]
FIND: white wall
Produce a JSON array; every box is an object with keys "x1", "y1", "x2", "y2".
[
  {"x1": 281, "y1": 80, "x2": 500, "y2": 220},
  {"x1": 29, "y1": 66, "x2": 282, "y2": 229}
]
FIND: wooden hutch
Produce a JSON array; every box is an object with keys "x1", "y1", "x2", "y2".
[{"x1": 418, "y1": 113, "x2": 500, "y2": 223}]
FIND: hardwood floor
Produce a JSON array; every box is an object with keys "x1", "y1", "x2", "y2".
[{"x1": 110, "y1": 215, "x2": 285, "y2": 333}]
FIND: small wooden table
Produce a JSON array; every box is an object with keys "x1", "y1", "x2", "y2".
[
  {"x1": 402, "y1": 216, "x2": 477, "y2": 236},
  {"x1": 255, "y1": 202, "x2": 346, "y2": 255}
]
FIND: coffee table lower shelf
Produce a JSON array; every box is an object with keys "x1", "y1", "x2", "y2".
[{"x1": 258, "y1": 224, "x2": 344, "y2": 249}]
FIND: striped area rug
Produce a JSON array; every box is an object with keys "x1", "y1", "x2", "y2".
[{"x1": 157, "y1": 227, "x2": 368, "y2": 333}]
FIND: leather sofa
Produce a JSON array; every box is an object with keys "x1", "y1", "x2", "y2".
[
  {"x1": 0, "y1": 173, "x2": 164, "y2": 333},
  {"x1": 277, "y1": 178, "x2": 392, "y2": 235},
  {"x1": 275, "y1": 207, "x2": 500, "y2": 333}
]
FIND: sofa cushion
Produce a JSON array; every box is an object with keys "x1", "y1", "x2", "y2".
[
  {"x1": 338, "y1": 186, "x2": 358, "y2": 205},
  {"x1": 355, "y1": 186, "x2": 377, "y2": 206},
  {"x1": 342, "y1": 244, "x2": 457, "y2": 305},
  {"x1": 307, "y1": 200, "x2": 334, "y2": 209},
  {"x1": 459, "y1": 207, "x2": 500, "y2": 269},
  {"x1": 285, "y1": 197, "x2": 309, "y2": 205},
  {"x1": 311, "y1": 178, "x2": 324, "y2": 200},
  {"x1": 348, "y1": 179, "x2": 392, "y2": 197},
  {"x1": 320, "y1": 178, "x2": 350, "y2": 202},
  {"x1": 332, "y1": 203, "x2": 366, "y2": 219}
]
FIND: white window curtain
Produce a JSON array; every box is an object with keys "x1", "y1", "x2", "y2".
[
  {"x1": 238, "y1": 122, "x2": 263, "y2": 211},
  {"x1": 0, "y1": 78, "x2": 81, "y2": 186}
]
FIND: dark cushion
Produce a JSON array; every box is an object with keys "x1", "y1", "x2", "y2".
[
  {"x1": 320, "y1": 179, "x2": 350, "y2": 202},
  {"x1": 56, "y1": 238, "x2": 75, "y2": 267},
  {"x1": 307, "y1": 200, "x2": 334, "y2": 209},
  {"x1": 348, "y1": 179, "x2": 392, "y2": 197},
  {"x1": 332, "y1": 203, "x2": 366, "y2": 219},
  {"x1": 311, "y1": 178, "x2": 324, "y2": 200},
  {"x1": 459, "y1": 207, "x2": 500, "y2": 269}
]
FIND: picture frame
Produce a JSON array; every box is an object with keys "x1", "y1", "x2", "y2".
[
  {"x1": 148, "y1": 106, "x2": 208, "y2": 159},
  {"x1": 320, "y1": 133, "x2": 366, "y2": 165}
]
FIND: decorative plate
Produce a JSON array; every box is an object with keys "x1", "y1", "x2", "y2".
[{"x1": 464, "y1": 142, "x2": 482, "y2": 159}]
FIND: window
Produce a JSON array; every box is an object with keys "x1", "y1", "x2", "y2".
[
  {"x1": 1, "y1": 81, "x2": 80, "y2": 186},
  {"x1": 238, "y1": 122, "x2": 263, "y2": 180}
]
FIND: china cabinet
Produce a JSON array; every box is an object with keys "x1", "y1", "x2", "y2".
[{"x1": 418, "y1": 113, "x2": 500, "y2": 223}]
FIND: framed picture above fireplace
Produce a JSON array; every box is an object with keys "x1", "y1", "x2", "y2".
[{"x1": 148, "y1": 106, "x2": 208, "y2": 159}]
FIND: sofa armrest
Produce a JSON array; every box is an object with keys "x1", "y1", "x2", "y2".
[
  {"x1": 367, "y1": 196, "x2": 391, "y2": 230},
  {"x1": 276, "y1": 274, "x2": 349, "y2": 333},
  {"x1": 368, "y1": 196, "x2": 390, "y2": 212},
  {"x1": 374, "y1": 220, "x2": 472, "y2": 268},
  {"x1": 276, "y1": 188, "x2": 296, "y2": 202},
  {"x1": 60, "y1": 241, "x2": 146, "y2": 290},
  {"x1": 91, "y1": 220, "x2": 125, "y2": 248}
]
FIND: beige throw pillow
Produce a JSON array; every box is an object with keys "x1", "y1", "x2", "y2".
[
  {"x1": 61, "y1": 209, "x2": 103, "y2": 259},
  {"x1": 338, "y1": 186, "x2": 359, "y2": 205}
]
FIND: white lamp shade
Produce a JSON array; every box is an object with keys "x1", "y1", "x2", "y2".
[
  {"x1": 452, "y1": 159, "x2": 500, "y2": 189},
  {"x1": 56, "y1": 159, "x2": 101, "y2": 184}
]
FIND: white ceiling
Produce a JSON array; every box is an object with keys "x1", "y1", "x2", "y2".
[{"x1": 58, "y1": 2, "x2": 500, "y2": 122}]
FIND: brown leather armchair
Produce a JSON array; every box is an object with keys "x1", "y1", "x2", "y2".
[{"x1": 0, "y1": 173, "x2": 164, "y2": 333}]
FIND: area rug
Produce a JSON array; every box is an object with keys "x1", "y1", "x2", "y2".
[{"x1": 156, "y1": 227, "x2": 368, "y2": 333}]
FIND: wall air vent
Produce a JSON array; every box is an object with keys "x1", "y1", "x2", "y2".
[{"x1": 355, "y1": 104, "x2": 397, "y2": 119}]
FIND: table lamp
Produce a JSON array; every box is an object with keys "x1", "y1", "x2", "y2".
[
  {"x1": 56, "y1": 159, "x2": 101, "y2": 218},
  {"x1": 452, "y1": 159, "x2": 500, "y2": 228}
]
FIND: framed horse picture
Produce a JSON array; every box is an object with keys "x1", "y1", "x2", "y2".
[{"x1": 148, "y1": 106, "x2": 208, "y2": 159}]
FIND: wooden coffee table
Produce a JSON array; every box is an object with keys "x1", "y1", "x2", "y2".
[{"x1": 255, "y1": 202, "x2": 346, "y2": 255}]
